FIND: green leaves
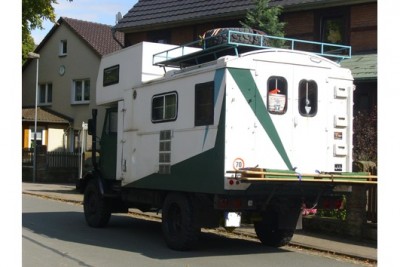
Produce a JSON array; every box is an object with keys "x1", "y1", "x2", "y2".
[
  {"x1": 353, "y1": 106, "x2": 377, "y2": 163},
  {"x1": 240, "y1": 0, "x2": 286, "y2": 47},
  {"x1": 22, "y1": 0, "x2": 73, "y2": 63}
]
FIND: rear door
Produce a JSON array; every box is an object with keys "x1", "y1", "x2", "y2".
[{"x1": 291, "y1": 66, "x2": 329, "y2": 173}]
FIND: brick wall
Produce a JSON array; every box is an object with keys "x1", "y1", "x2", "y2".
[{"x1": 350, "y1": 3, "x2": 377, "y2": 52}]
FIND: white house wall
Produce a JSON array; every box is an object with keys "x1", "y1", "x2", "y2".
[{"x1": 47, "y1": 127, "x2": 65, "y2": 151}]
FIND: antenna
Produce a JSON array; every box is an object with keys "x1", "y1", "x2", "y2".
[{"x1": 115, "y1": 12, "x2": 122, "y2": 24}]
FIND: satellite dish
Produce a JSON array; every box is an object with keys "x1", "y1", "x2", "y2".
[{"x1": 115, "y1": 12, "x2": 122, "y2": 24}]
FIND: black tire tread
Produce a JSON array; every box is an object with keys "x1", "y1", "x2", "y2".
[
  {"x1": 162, "y1": 193, "x2": 200, "y2": 251},
  {"x1": 83, "y1": 179, "x2": 111, "y2": 228}
]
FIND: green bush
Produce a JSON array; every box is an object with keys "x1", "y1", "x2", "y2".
[{"x1": 353, "y1": 106, "x2": 377, "y2": 163}]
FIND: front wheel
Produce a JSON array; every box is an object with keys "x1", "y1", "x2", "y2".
[
  {"x1": 162, "y1": 193, "x2": 200, "y2": 251},
  {"x1": 83, "y1": 179, "x2": 111, "y2": 227}
]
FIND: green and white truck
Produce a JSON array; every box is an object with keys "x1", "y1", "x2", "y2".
[{"x1": 78, "y1": 29, "x2": 377, "y2": 250}]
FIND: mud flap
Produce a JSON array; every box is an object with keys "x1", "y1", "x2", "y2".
[{"x1": 278, "y1": 208, "x2": 303, "y2": 230}]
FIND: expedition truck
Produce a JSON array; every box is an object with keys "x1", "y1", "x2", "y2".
[{"x1": 78, "y1": 29, "x2": 377, "y2": 251}]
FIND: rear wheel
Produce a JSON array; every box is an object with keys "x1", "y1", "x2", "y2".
[
  {"x1": 162, "y1": 193, "x2": 200, "y2": 251},
  {"x1": 254, "y1": 214, "x2": 294, "y2": 247},
  {"x1": 83, "y1": 179, "x2": 111, "y2": 227}
]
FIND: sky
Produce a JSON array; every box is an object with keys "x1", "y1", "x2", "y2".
[{"x1": 31, "y1": 0, "x2": 138, "y2": 44}]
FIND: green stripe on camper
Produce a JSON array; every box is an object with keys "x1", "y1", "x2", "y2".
[
  {"x1": 127, "y1": 97, "x2": 227, "y2": 194},
  {"x1": 228, "y1": 68, "x2": 293, "y2": 170}
]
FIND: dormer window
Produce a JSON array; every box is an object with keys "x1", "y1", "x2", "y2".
[{"x1": 59, "y1": 40, "x2": 67, "y2": 56}]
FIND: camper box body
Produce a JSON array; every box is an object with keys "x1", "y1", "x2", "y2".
[{"x1": 96, "y1": 45, "x2": 354, "y2": 194}]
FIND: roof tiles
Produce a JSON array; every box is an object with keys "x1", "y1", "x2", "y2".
[
  {"x1": 62, "y1": 17, "x2": 124, "y2": 56},
  {"x1": 22, "y1": 107, "x2": 73, "y2": 124},
  {"x1": 114, "y1": 0, "x2": 342, "y2": 31}
]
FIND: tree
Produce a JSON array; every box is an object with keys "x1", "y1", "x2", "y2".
[
  {"x1": 22, "y1": 0, "x2": 72, "y2": 63},
  {"x1": 240, "y1": 0, "x2": 286, "y2": 47}
]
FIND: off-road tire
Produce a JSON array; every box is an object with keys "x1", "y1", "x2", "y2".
[
  {"x1": 254, "y1": 218, "x2": 294, "y2": 247},
  {"x1": 83, "y1": 179, "x2": 111, "y2": 228},
  {"x1": 162, "y1": 193, "x2": 200, "y2": 251}
]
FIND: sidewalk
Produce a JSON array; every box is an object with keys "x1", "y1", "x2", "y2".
[{"x1": 22, "y1": 182, "x2": 377, "y2": 262}]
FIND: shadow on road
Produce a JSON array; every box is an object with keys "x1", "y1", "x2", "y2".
[{"x1": 22, "y1": 210, "x2": 291, "y2": 260}]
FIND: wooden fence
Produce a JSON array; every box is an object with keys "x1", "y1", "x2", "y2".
[
  {"x1": 22, "y1": 149, "x2": 80, "y2": 168},
  {"x1": 46, "y1": 151, "x2": 80, "y2": 168}
]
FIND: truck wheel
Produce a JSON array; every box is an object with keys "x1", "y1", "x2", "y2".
[
  {"x1": 83, "y1": 179, "x2": 111, "y2": 227},
  {"x1": 162, "y1": 193, "x2": 200, "y2": 251},
  {"x1": 254, "y1": 219, "x2": 294, "y2": 247}
]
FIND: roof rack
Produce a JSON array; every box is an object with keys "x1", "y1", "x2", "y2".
[{"x1": 153, "y1": 30, "x2": 352, "y2": 68}]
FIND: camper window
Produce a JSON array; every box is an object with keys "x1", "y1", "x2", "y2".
[
  {"x1": 105, "y1": 111, "x2": 118, "y2": 135},
  {"x1": 298, "y1": 80, "x2": 318, "y2": 117},
  {"x1": 267, "y1": 77, "x2": 287, "y2": 114},
  {"x1": 195, "y1": 81, "x2": 214, "y2": 126},
  {"x1": 151, "y1": 92, "x2": 178, "y2": 123},
  {"x1": 103, "y1": 65, "x2": 120, "y2": 86}
]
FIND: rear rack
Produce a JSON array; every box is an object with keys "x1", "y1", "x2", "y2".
[
  {"x1": 226, "y1": 168, "x2": 377, "y2": 185},
  {"x1": 153, "y1": 30, "x2": 352, "y2": 68}
]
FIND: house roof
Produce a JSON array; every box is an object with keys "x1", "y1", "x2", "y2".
[
  {"x1": 22, "y1": 107, "x2": 73, "y2": 124},
  {"x1": 114, "y1": 0, "x2": 376, "y2": 32},
  {"x1": 341, "y1": 53, "x2": 377, "y2": 80},
  {"x1": 23, "y1": 17, "x2": 124, "y2": 70},
  {"x1": 61, "y1": 17, "x2": 124, "y2": 56},
  {"x1": 35, "y1": 17, "x2": 124, "y2": 57}
]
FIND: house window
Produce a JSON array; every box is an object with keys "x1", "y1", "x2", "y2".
[
  {"x1": 29, "y1": 127, "x2": 45, "y2": 148},
  {"x1": 148, "y1": 30, "x2": 171, "y2": 44},
  {"x1": 59, "y1": 40, "x2": 67, "y2": 56},
  {"x1": 267, "y1": 77, "x2": 288, "y2": 114},
  {"x1": 322, "y1": 17, "x2": 345, "y2": 44},
  {"x1": 298, "y1": 80, "x2": 318, "y2": 117},
  {"x1": 317, "y1": 8, "x2": 349, "y2": 48},
  {"x1": 195, "y1": 81, "x2": 214, "y2": 126},
  {"x1": 39, "y1": 83, "x2": 52, "y2": 105},
  {"x1": 151, "y1": 92, "x2": 178, "y2": 123},
  {"x1": 73, "y1": 79, "x2": 90, "y2": 104}
]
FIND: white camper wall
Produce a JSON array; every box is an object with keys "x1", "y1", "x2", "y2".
[{"x1": 96, "y1": 42, "x2": 179, "y2": 105}]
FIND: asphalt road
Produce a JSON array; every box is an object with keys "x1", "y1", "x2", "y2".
[{"x1": 22, "y1": 194, "x2": 364, "y2": 267}]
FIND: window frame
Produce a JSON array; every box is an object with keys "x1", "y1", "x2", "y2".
[
  {"x1": 59, "y1": 40, "x2": 68, "y2": 56},
  {"x1": 72, "y1": 79, "x2": 90, "y2": 104},
  {"x1": 298, "y1": 79, "x2": 318, "y2": 117},
  {"x1": 38, "y1": 83, "x2": 52, "y2": 106},
  {"x1": 151, "y1": 91, "x2": 178, "y2": 123},
  {"x1": 103, "y1": 65, "x2": 120, "y2": 86},
  {"x1": 315, "y1": 7, "x2": 350, "y2": 46},
  {"x1": 267, "y1": 76, "x2": 288, "y2": 115},
  {"x1": 195, "y1": 81, "x2": 214, "y2": 126}
]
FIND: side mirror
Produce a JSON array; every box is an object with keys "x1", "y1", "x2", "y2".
[{"x1": 88, "y1": 119, "x2": 95, "y2": 136}]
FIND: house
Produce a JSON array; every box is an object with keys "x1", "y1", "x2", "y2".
[
  {"x1": 114, "y1": 0, "x2": 377, "y2": 113},
  {"x1": 22, "y1": 17, "x2": 124, "y2": 153}
]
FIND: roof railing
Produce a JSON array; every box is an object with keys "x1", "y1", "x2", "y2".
[{"x1": 153, "y1": 30, "x2": 352, "y2": 68}]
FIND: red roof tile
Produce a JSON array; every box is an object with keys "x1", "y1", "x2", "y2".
[{"x1": 62, "y1": 17, "x2": 124, "y2": 56}]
